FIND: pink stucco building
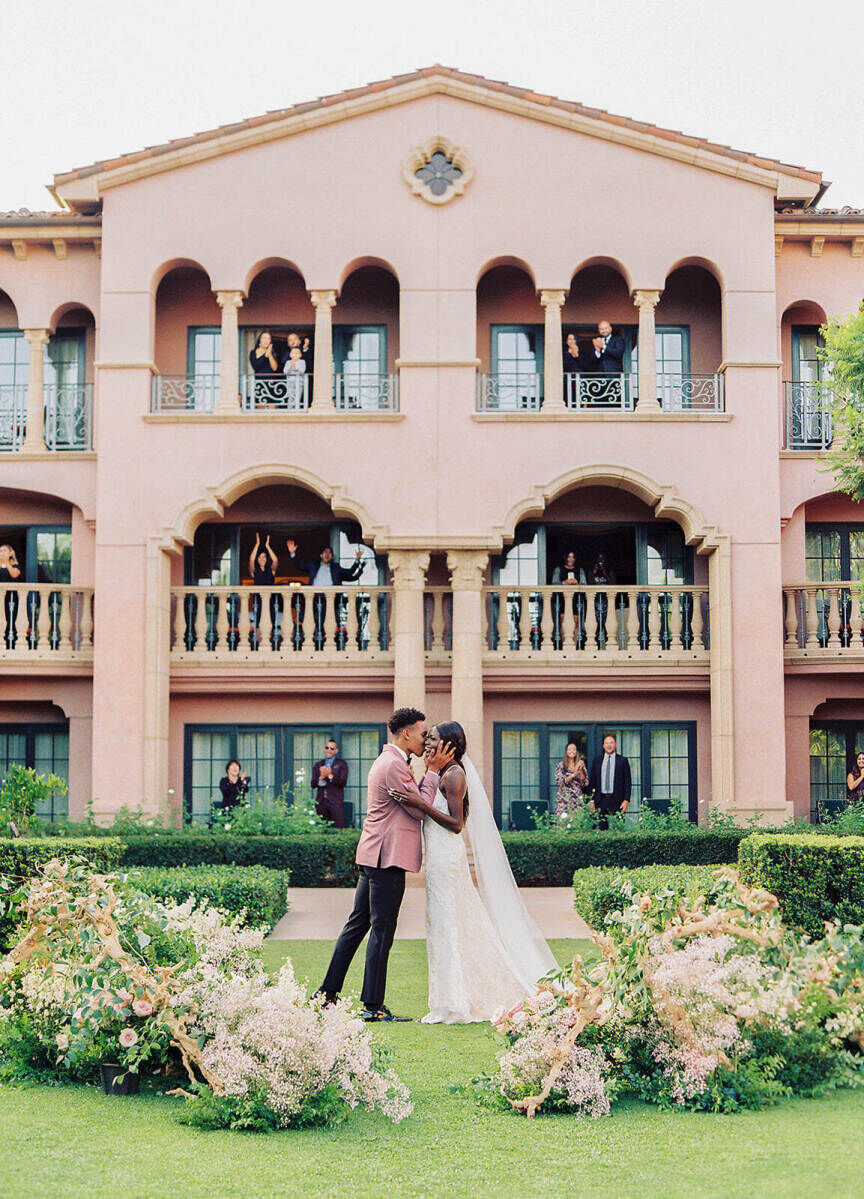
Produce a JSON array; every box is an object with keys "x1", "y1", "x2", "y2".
[{"x1": 1, "y1": 66, "x2": 862, "y2": 828}]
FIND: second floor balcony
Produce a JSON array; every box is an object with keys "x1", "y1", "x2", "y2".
[
  {"x1": 0, "y1": 382, "x2": 93, "y2": 451},
  {"x1": 150, "y1": 371, "x2": 399, "y2": 414},
  {"x1": 476, "y1": 370, "x2": 724, "y2": 413},
  {"x1": 0, "y1": 584, "x2": 94, "y2": 665},
  {"x1": 783, "y1": 380, "x2": 834, "y2": 451}
]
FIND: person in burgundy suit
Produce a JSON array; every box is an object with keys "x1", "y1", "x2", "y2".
[
  {"x1": 315, "y1": 707, "x2": 456, "y2": 1022},
  {"x1": 311, "y1": 738, "x2": 350, "y2": 827}
]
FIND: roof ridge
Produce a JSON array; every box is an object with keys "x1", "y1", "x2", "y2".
[{"x1": 51, "y1": 65, "x2": 823, "y2": 189}]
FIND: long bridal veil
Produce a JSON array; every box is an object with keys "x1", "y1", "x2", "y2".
[{"x1": 461, "y1": 756, "x2": 558, "y2": 990}]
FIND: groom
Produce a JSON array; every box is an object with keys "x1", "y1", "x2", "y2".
[{"x1": 315, "y1": 707, "x2": 454, "y2": 1022}]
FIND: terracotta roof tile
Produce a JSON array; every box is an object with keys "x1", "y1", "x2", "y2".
[{"x1": 52, "y1": 65, "x2": 824, "y2": 187}]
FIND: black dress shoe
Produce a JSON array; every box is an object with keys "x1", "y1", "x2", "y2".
[
  {"x1": 312, "y1": 988, "x2": 337, "y2": 1008},
  {"x1": 361, "y1": 1006, "x2": 411, "y2": 1023}
]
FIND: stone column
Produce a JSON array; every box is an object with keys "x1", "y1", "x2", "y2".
[
  {"x1": 632, "y1": 289, "x2": 662, "y2": 411},
  {"x1": 539, "y1": 289, "x2": 567, "y2": 411},
  {"x1": 215, "y1": 290, "x2": 244, "y2": 412},
  {"x1": 142, "y1": 546, "x2": 172, "y2": 816},
  {"x1": 22, "y1": 328, "x2": 50, "y2": 449},
  {"x1": 390, "y1": 550, "x2": 430, "y2": 714},
  {"x1": 310, "y1": 289, "x2": 338, "y2": 409},
  {"x1": 447, "y1": 550, "x2": 489, "y2": 782},
  {"x1": 708, "y1": 537, "x2": 735, "y2": 813}
]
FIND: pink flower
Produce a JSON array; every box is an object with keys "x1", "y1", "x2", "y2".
[
  {"x1": 119, "y1": 1028, "x2": 138, "y2": 1049},
  {"x1": 117, "y1": 989, "x2": 133, "y2": 1005},
  {"x1": 132, "y1": 999, "x2": 153, "y2": 1018},
  {"x1": 55, "y1": 1033, "x2": 69, "y2": 1051}
]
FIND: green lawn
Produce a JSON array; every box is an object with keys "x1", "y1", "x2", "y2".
[{"x1": 1, "y1": 939, "x2": 863, "y2": 1199}]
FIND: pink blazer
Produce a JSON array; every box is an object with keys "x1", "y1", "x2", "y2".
[{"x1": 355, "y1": 744, "x2": 440, "y2": 873}]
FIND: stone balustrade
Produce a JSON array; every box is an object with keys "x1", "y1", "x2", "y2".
[
  {"x1": 169, "y1": 585, "x2": 394, "y2": 664},
  {"x1": 784, "y1": 583, "x2": 864, "y2": 657},
  {"x1": 482, "y1": 584, "x2": 710, "y2": 663},
  {"x1": 0, "y1": 584, "x2": 94, "y2": 661}
]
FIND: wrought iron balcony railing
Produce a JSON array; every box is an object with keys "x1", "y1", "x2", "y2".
[
  {"x1": 477, "y1": 371, "x2": 543, "y2": 411},
  {"x1": 151, "y1": 374, "x2": 218, "y2": 413},
  {"x1": 44, "y1": 384, "x2": 93, "y2": 449},
  {"x1": 240, "y1": 373, "x2": 311, "y2": 410},
  {"x1": 656, "y1": 373, "x2": 724, "y2": 412},
  {"x1": 479, "y1": 372, "x2": 724, "y2": 413},
  {"x1": 333, "y1": 372, "x2": 399, "y2": 412},
  {"x1": 565, "y1": 372, "x2": 635, "y2": 410},
  {"x1": 783, "y1": 380, "x2": 833, "y2": 450},
  {"x1": 0, "y1": 384, "x2": 26, "y2": 450},
  {"x1": 0, "y1": 383, "x2": 92, "y2": 451}
]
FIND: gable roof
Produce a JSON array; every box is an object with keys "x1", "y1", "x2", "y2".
[{"x1": 51, "y1": 65, "x2": 823, "y2": 210}]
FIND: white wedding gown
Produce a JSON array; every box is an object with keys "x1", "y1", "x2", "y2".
[{"x1": 421, "y1": 760, "x2": 558, "y2": 1024}]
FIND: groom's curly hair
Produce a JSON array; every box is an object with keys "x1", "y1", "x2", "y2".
[{"x1": 388, "y1": 707, "x2": 425, "y2": 735}]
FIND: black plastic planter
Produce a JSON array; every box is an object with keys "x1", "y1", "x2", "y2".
[{"x1": 99, "y1": 1062, "x2": 140, "y2": 1095}]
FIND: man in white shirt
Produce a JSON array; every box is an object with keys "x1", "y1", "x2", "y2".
[{"x1": 285, "y1": 538, "x2": 366, "y2": 649}]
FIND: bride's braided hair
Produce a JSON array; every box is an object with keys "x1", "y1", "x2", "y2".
[{"x1": 435, "y1": 721, "x2": 469, "y2": 818}]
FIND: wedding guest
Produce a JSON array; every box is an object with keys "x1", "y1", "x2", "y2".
[
  {"x1": 285, "y1": 538, "x2": 366, "y2": 650},
  {"x1": 312, "y1": 738, "x2": 350, "y2": 827},
  {"x1": 286, "y1": 330, "x2": 312, "y2": 374},
  {"x1": 247, "y1": 533, "x2": 280, "y2": 648},
  {"x1": 0, "y1": 544, "x2": 22, "y2": 649},
  {"x1": 554, "y1": 743, "x2": 587, "y2": 816},
  {"x1": 283, "y1": 344, "x2": 307, "y2": 405},
  {"x1": 588, "y1": 735, "x2": 631, "y2": 829},
  {"x1": 216, "y1": 758, "x2": 250, "y2": 813},
  {"x1": 563, "y1": 332, "x2": 581, "y2": 403},
  {"x1": 249, "y1": 330, "x2": 281, "y2": 375},
  {"x1": 551, "y1": 551, "x2": 587, "y2": 650},
  {"x1": 847, "y1": 752, "x2": 864, "y2": 801},
  {"x1": 591, "y1": 320, "x2": 625, "y2": 374},
  {"x1": 589, "y1": 553, "x2": 616, "y2": 646}
]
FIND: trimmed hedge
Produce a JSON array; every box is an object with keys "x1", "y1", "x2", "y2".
[
  {"x1": 502, "y1": 829, "x2": 747, "y2": 886},
  {"x1": 738, "y1": 834, "x2": 864, "y2": 937},
  {"x1": 118, "y1": 832, "x2": 361, "y2": 886},
  {"x1": 127, "y1": 864, "x2": 290, "y2": 929},
  {"x1": 573, "y1": 863, "x2": 722, "y2": 929}
]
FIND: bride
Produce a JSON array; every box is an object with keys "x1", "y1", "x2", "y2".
[{"x1": 393, "y1": 721, "x2": 557, "y2": 1024}]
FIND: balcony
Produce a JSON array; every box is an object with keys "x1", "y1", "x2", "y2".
[
  {"x1": 476, "y1": 372, "x2": 724, "y2": 413},
  {"x1": 0, "y1": 585, "x2": 94, "y2": 664},
  {"x1": 151, "y1": 372, "x2": 398, "y2": 414},
  {"x1": 784, "y1": 583, "x2": 864, "y2": 662},
  {"x1": 170, "y1": 584, "x2": 394, "y2": 665},
  {"x1": 482, "y1": 584, "x2": 709, "y2": 664},
  {"x1": 0, "y1": 384, "x2": 93, "y2": 451},
  {"x1": 783, "y1": 381, "x2": 833, "y2": 450}
]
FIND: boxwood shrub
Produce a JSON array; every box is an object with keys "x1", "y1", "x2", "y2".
[
  {"x1": 127, "y1": 864, "x2": 290, "y2": 929},
  {"x1": 573, "y1": 863, "x2": 722, "y2": 928},
  {"x1": 118, "y1": 832, "x2": 361, "y2": 886},
  {"x1": 502, "y1": 829, "x2": 747, "y2": 886},
  {"x1": 737, "y1": 833, "x2": 864, "y2": 937}
]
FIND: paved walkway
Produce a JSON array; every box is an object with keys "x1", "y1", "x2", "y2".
[{"x1": 270, "y1": 879, "x2": 591, "y2": 940}]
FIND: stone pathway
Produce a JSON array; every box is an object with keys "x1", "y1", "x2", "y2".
[{"x1": 269, "y1": 878, "x2": 591, "y2": 940}]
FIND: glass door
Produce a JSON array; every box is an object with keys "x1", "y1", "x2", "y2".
[
  {"x1": 334, "y1": 326, "x2": 386, "y2": 410},
  {"x1": 490, "y1": 326, "x2": 544, "y2": 409}
]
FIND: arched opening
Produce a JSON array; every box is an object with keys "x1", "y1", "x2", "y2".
[
  {"x1": 650, "y1": 265, "x2": 723, "y2": 408},
  {"x1": 783, "y1": 491, "x2": 864, "y2": 651},
  {"x1": 487, "y1": 475, "x2": 711, "y2": 827},
  {"x1": 44, "y1": 303, "x2": 97, "y2": 450},
  {"x1": 153, "y1": 262, "x2": 219, "y2": 411},
  {"x1": 242, "y1": 262, "x2": 314, "y2": 408},
  {"x1": 167, "y1": 476, "x2": 389, "y2": 826},
  {"x1": 561, "y1": 262, "x2": 633, "y2": 407},
  {"x1": 781, "y1": 300, "x2": 830, "y2": 448},
  {"x1": 0, "y1": 698, "x2": 71, "y2": 822},
  {"x1": 476, "y1": 261, "x2": 542, "y2": 409},
  {"x1": 0, "y1": 289, "x2": 26, "y2": 449},
  {"x1": 333, "y1": 264, "x2": 400, "y2": 410}
]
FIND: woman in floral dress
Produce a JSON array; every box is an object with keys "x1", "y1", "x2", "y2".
[{"x1": 554, "y1": 742, "x2": 587, "y2": 815}]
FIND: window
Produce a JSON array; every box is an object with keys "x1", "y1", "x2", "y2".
[
  {"x1": 334, "y1": 326, "x2": 386, "y2": 409},
  {"x1": 490, "y1": 326, "x2": 543, "y2": 408},
  {"x1": 32, "y1": 529, "x2": 72, "y2": 584},
  {"x1": 187, "y1": 328, "x2": 221, "y2": 377},
  {"x1": 629, "y1": 328, "x2": 690, "y2": 377},
  {"x1": 183, "y1": 723, "x2": 387, "y2": 824},
  {"x1": 45, "y1": 331, "x2": 85, "y2": 388},
  {"x1": 0, "y1": 330, "x2": 28, "y2": 388},
  {"x1": 494, "y1": 722, "x2": 696, "y2": 827},
  {"x1": 792, "y1": 326, "x2": 825, "y2": 384},
  {"x1": 0, "y1": 724, "x2": 69, "y2": 821},
  {"x1": 809, "y1": 723, "x2": 864, "y2": 820},
  {"x1": 805, "y1": 524, "x2": 864, "y2": 646}
]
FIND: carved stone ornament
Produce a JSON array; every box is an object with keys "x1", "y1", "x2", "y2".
[{"x1": 402, "y1": 138, "x2": 474, "y2": 205}]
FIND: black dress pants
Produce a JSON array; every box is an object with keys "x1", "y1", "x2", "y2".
[
  {"x1": 320, "y1": 864, "x2": 406, "y2": 1009},
  {"x1": 597, "y1": 797, "x2": 622, "y2": 830}
]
